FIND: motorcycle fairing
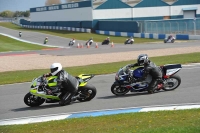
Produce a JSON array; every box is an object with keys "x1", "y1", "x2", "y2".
[
  {"x1": 47, "y1": 76, "x2": 58, "y2": 87},
  {"x1": 163, "y1": 64, "x2": 182, "y2": 76},
  {"x1": 30, "y1": 89, "x2": 60, "y2": 100},
  {"x1": 77, "y1": 74, "x2": 94, "y2": 87},
  {"x1": 133, "y1": 67, "x2": 144, "y2": 78}
]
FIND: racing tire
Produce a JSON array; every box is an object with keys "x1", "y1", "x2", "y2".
[
  {"x1": 163, "y1": 74, "x2": 181, "y2": 91},
  {"x1": 24, "y1": 92, "x2": 45, "y2": 107},
  {"x1": 78, "y1": 84, "x2": 97, "y2": 102},
  {"x1": 111, "y1": 83, "x2": 129, "y2": 96}
]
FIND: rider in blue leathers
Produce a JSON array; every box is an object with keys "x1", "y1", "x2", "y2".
[{"x1": 127, "y1": 54, "x2": 162, "y2": 94}]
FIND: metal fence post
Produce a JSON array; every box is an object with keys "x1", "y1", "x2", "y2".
[
  {"x1": 136, "y1": 21, "x2": 139, "y2": 32},
  {"x1": 176, "y1": 21, "x2": 179, "y2": 34},
  {"x1": 169, "y1": 22, "x2": 171, "y2": 34},
  {"x1": 145, "y1": 21, "x2": 147, "y2": 33},
  {"x1": 185, "y1": 22, "x2": 187, "y2": 33},
  {"x1": 155, "y1": 22, "x2": 158, "y2": 34},
  {"x1": 163, "y1": 22, "x2": 165, "y2": 34},
  {"x1": 193, "y1": 20, "x2": 196, "y2": 35}
]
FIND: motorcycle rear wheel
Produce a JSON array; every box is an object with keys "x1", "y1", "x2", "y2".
[
  {"x1": 24, "y1": 92, "x2": 45, "y2": 107},
  {"x1": 163, "y1": 74, "x2": 181, "y2": 91},
  {"x1": 78, "y1": 84, "x2": 97, "y2": 102},
  {"x1": 111, "y1": 84, "x2": 129, "y2": 96}
]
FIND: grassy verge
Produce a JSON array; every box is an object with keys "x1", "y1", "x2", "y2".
[
  {"x1": 0, "y1": 22, "x2": 161, "y2": 43},
  {"x1": 0, "y1": 52, "x2": 200, "y2": 85},
  {"x1": 1, "y1": 109, "x2": 200, "y2": 133},
  {"x1": 0, "y1": 34, "x2": 48, "y2": 52}
]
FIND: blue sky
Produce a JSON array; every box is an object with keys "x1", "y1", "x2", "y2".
[{"x1": 0, "y1": 0, "x2": 66, "y2": 12}]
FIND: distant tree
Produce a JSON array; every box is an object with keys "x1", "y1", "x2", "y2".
[
  {"x1": 23, "y1": 10, "x2": 30, "y2": 17},
  {"x1": 13, "y1": 11, "x2": 21, "y2": 17},
  {"x1": 0, "y1": 10, "x2": 14, "y2": 17},
  {"x1": 12, "y1": 11, "x2": 30, "y2": 17},
  {"x1": 45, "y1": 0, "x2": 62, "y2": 6}
]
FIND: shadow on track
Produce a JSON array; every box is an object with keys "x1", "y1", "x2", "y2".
[
  {"x1": 11, "y1": 101, "x2": 79, "y2": 112},
  {"x1": 97, "y1": 90, "x2": 164, "y2": 99}
]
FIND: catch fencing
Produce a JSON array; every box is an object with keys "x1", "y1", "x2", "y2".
[{"x1": 137, "y1": 18, "x2": 200, "y2": 35}]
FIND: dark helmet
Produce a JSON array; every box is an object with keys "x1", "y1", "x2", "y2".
[{"x1": 137, "y1": 54, "x2": 149, "y2": 66}]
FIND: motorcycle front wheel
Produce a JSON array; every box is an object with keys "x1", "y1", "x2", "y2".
[
  {"x1": 111, "y1": 83, "x2": 129, "y2": 96},
  {"x1": 24, "y1": 92, "x2": 45, "y2": 107}
]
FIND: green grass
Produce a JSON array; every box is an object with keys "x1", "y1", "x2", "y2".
[
  {"x1": 1, "y1": 109, "x2": 200, "y2": 133},
  {"x1": 0, "y1": 34, "x2": 49, "y2": 52},
  {"x1": 0, "y1": 52, "x2": 200, "y2": 85},
  {"x1": 0, "y1": 22, "x2": 161, "y2": 43}
]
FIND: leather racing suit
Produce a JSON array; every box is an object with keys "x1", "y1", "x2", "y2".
[
  {"x1": 128, "y1": 61, "x2": 162, "y2": 93},
  {"x1": 44, "y1": 70, "x2": 79, "y2": 105}
]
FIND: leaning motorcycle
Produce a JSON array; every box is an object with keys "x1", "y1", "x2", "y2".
[
  {"x1": 102, "y1": 39, "x2": 110, "y2": 45},
  {"x1": 24, "y1": 74, "x2": 97, "y2": 107},
  {"x1": 44, "y1": 39, "x2": 48, "y2": 44},
  {"x1": 111, "y1": 64, "x2": 182, "y2": 95},
  {"x1": 69, "y1": 40, "x2": 75, "y2": 46},
  {"x1": 164, "y1": 37, "x2": 175, "y2": 43},
  {"x1": 85, "y1": 39, "x2": 93, "y2": 45},
  {"x1": 124, "y1": 39, "x2": 134, "y2": 44}
]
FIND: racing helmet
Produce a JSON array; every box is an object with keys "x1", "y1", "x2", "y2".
[
  {"x1": 137, "y1": 54, "x2": 149, "y2": 66},
  {"x1": 50, "y1": 63, "x2": 62, "y2": 76}
]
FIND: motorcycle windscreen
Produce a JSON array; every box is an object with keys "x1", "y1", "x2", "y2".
[{"x1": 133, "y1": 67, "x2": 144, "y2": 78}]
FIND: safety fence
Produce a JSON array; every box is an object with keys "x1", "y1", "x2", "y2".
[
  {"x1": 12, "y1": 21, "x2": 91, "y2": 33},
  {"x1": 96, "y1": 30, "x2": 200, "y2": 40},
  {"x1": 137, "y1": 18, "x2": 200, "y2": 35}
]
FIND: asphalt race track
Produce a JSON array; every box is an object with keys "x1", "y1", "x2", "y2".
[
  {"x1": 0, "y1": 26, "x2": 200, "y2": 56},
  {"x1": 0, "y1": 26, "x2": 200, "y2": 120},
  {"x1": 0, "y1": 65, "x2": 200, "y2": 120}
]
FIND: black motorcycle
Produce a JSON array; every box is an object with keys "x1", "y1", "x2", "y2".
[{"x1": 102, "y1": 39, "x2": 110, "y2": 45}]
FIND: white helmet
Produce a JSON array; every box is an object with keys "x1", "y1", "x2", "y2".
[{"x1": 50, "y1": 63, "x2": 62, "y2": 75}]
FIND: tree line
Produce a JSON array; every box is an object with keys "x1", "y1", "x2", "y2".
[{"x1": 0, "y1": 10, "x2": 30, "y2": 18}]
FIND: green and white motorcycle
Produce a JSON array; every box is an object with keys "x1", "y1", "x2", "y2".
[{"x1": 24, "y1": 74, "x2": 97, "y2": 107}]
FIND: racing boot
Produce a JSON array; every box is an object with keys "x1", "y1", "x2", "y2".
[
  {"x1": 147, "y1": 89, "x2": 154, "y2": 94},
  {"x1": 59, "y1": 92, "x2": 72, "y2": 106}
]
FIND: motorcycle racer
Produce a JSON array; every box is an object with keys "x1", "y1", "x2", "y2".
[
  {"x1": 43, "y1": 63, "x2": 79, "y2": 105},
  {"x1": 127, "y1": 54, "x2": 162, "y2": 94},
  {"x1": 167, "y1": 35, "x2": 173, "y2": 41}
]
